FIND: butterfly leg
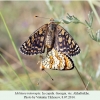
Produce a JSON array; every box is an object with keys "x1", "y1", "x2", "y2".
[{"x1": 37, "y1": 55, "x2": 44, "y2": 65}]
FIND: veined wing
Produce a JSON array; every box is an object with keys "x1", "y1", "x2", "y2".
[
  {"x1": 54, "y1": 25, "x2": 80, "y2": 56},
  {"x1": 20, "y1": 24, "x2": 48, "y2": 55}
]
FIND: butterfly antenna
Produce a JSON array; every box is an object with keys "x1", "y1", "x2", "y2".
[
  {"x1": 44, "y1": 70, "x2": 54, "y2": 81},
  {"x1": 35, "y1": 16, "x2": 50, "y2": 19}
]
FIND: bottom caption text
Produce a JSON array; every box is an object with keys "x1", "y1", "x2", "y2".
[{"x1": 15, "y1": 91, "x2": 89, "y2": 100}]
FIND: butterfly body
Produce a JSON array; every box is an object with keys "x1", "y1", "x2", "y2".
[
  {"x1": 20, "y1": 19, "x2": 80, "y2": 56},
  {"x1": 45, "y1": 22, "x2": 57, "y2": 50}
]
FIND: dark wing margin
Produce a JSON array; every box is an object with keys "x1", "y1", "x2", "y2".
[
  {"x1": 54, "y1": 24, "x2": 80, "y2": 56},
  {"x1": 64, "y1": 55, "x2": 74, "y2": 70},
  {"x1": 20, "y1": 24, "x2": 48, "y2": 55}
]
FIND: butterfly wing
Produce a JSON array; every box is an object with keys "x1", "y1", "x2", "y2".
[
  {"x1": 64, "y1": 55, "x2": 74, "y2": 70},
  {"x1": 40, "y1": 48, "x2": 74, "y2": 70},
  {"x1": 54, "y1": 25, "x2": 80, "y2": 56},
  {"x1": 20, "y1": 24, "x2": 48, "y2": 55}
]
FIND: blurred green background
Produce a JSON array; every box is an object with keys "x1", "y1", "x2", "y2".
[{"x1": 0, "y1": 1, "x2": 100, "y2": 90}]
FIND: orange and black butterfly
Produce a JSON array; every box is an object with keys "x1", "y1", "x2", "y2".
[
  {"x1": 40, "y1": 48, "x2": 74, "y2": 70},
  {"x1": 20, "y1": 18, "x2": 80, "y2": 56}
]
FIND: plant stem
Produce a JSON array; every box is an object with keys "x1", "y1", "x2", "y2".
[
  {"x1": 0, "y1": 54, "x2": 28, "y2": 90},
  {"x1": 0, "y1": 12, "x2": 35, "y2": 90},
  {"x1": 75, "y1": 66, "x2": 88, "y2": 90},
  {"x1": 88, "y1": 0, "x2": 100, "y2": 25}
]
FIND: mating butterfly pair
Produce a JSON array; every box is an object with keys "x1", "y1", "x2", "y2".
[
  {"x1": 20, "y1": 18, "x2": 80, "y2": 70},
  {"x1": 40, "y1": 48, "x2": 74, "y2": 70}
]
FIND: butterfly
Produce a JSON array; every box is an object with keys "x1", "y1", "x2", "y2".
[
  {"x1": 40, "y1": 48, "x2": 74, "y2": 70},
  {"x1": 20, "y1": 18, "x2": 80, "y2": 56}
]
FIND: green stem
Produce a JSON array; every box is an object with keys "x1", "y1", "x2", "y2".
[
  {"x1": 79, "y1": 21, "x2": 86, "y2": 26},
  {"x1": 75, "y1": 66, "x2": 88, "y2": 90},
  {"x1": 0, "y1": 12, "x2": 35, "y2": 90},
  {"x1": 0, "y1": 54, "x2": 27, "y2": 90},
  {"x1": 45, "y1": 0, "x2": 58, "y2": 19},
  {"x1": 88, "y1": 0, "x2": 100, "y2": 25}
]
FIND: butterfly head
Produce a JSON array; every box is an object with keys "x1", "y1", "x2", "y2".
[{"x1": 50, "y1": 18, "x2": 54, "y2": 22}]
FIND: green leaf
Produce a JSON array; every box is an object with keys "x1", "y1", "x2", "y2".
[
  {"x1": 63, "y1": 19, "x2": 71, "y2": 24},
  {"x1": 54, "y1": 19, "x2": 61, "y2": 24},
  {"x1": 89, "y1": 29, "x2": 100, "y2": 42},
  {"x1": 96, "y1": 29, "x2": 100, "y2": 42},
  {"x1": 66, "y1": 13, "x2": 73, "y2": 20},
  {"x1": 85, "y1": 20, "x2": 91, "y2": 27},
  {"x1": 72, "y1": 16, "x2": 80, "y2": 24},
  {"x1": 88, "y1": 11, "x2": 94, "y2": 27}
]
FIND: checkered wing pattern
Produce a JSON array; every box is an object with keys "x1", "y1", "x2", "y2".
[
  {"x1": 54, "y1": 25, "x2": 80, "y2": 56},
  {"x1": 20, "y1": 24, "x2": 48, "y2": 55},
  {"x1": 40, "y1": 48, "x2": 74, "y2": 70}
]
